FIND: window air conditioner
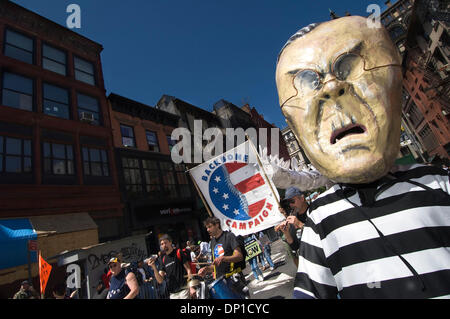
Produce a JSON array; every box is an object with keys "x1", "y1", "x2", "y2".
[{"x1": 80, "y1": 112, "x2": 94, "y2": 123}]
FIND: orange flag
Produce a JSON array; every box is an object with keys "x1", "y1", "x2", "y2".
[{"x1": 38, "y1": 251, "x2": 52, "y2": 297}]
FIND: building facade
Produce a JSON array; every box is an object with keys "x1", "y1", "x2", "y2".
[
  {"x1": 109, "y1": 93, "x2": 204, "y2": 253},
  {"x1": 281, "y1": 126, "x2": 310, "y2": 168},
  {"x1": 0, "y1": 1, "x2": 122, "y2": 293},
  {"x1": 401, "y1": 0, "x2": 450, "y2": 161}
]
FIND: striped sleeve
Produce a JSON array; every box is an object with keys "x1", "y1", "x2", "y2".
[{"x1": 293, "y1": 218, "x2": 338, "y2": 299}]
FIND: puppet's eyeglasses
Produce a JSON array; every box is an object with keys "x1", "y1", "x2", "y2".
[{"x1": 280, "y1": 52, "x2": 402, "y2": 110}]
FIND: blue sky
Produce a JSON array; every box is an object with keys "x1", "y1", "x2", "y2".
[{"x1": 11, "y1": 0, "x2": 392, "y2": 128}]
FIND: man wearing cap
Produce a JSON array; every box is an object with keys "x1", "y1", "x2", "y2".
[
  {"x1": 274, "y1": 187, "x2": 309, "y2": 266},
  {"x1": 13, "y1": 280, "x2": 39, "y2": 299},
  {"x1": 106, "y1": 257, "x2": 140, "y2": 299}
]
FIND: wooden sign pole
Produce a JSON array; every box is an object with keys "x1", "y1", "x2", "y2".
[{"x1": 187, "y1": 170, "x2": 213, "y2": 217}]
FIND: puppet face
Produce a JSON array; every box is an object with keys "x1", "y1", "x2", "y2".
[{"x1": 276, "y1": 16, "x2": 403, "y2": 183}]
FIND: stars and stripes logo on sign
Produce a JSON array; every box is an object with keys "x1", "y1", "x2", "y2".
[
  {"x1": 189, "y1": 140, "x2": 285, "y2": 236},
  {"x1": 209, "y1": 162, "x2": 270, "y2": 221}
]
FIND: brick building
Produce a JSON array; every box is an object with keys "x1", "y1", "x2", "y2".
[
  {"x1": 0, "y1": 1, "x2": 122, "y2": 294},
  {"x1": 109, "y1": 93, "x2": 204, "y2": 253},
  {"x1": 401, "y1": 0, "x2": 450, "y2": 161}
]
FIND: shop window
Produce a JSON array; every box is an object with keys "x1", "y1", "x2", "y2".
[
  {"x1": 120, "y1": 124, "x2": 136, "y2": 148},
  {"x1": 160, "y1": 161, "x2": 178, "y2": 198},
  {"x1": 43, "y1": 83, "x2": 70, "y2": 119},
  {"x1": 82, "y1": 146, "x2": 109, "y2": 177},
  {"x1": 122, "y1": 157, "x2": 143, "y2": 194},
  {"x1": 74, "y1": 56, "x2": 95, "y2": 85},
  {"x1": 43, "y1": 142, "x2": 74, "y2": 176},
  {"x1": 77, "y1": 93, "x2": 101, "y2": 125},
  {"x1": 0, "y1": 136, "x2": 32, "y2": 173},
  {"x1": 175, "y1": 163, "x2": 191, "y2": 198},
  {"x1": 42, "y1": 44, "x2": 67, "y2": 76},
  {"x1": 142, "y1": 159, "x2": 161, "y2": 197},
  {"x1": 146, "y1": 131, "x2": 160, "y2": 152},
  {"x1": 2, "y1": 72, "x2": 33, "y2": 111},
  {"x1": 4, "y1": 29, "x2": 34, "y2": 64}
]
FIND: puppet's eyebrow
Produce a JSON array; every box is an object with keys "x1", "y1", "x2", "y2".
[{"x1": 336, "y1": 41, "x2": 364, "y2": 57}]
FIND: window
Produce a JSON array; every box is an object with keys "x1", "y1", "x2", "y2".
[
  {"x1": 4, "y1": 29, "x2": 33, "y2": 64},
  {"x1": 43, "y1": 83, "x2": 70, "y2": 119},
  {"x1": 407, "y1": 102, "x2": 424, "y2": 128},
  {"x1": 160, "y1": 161, "x2": 178, "y2": 198},
  {"x1": 121, "y1": 125, "x2": 135, "y2": 148},
  {"x1": 389, "y1": 25, "x2": 406, "y2": 40},
  {"x1": 82, "y1": 147, "x2": 109, "y2": 176},
  {"x1": 43, "y1": 142, "x2": 74, "y2": 175},
  {"x1": 122, "y1": 157, "x2": 143, "y2": 194},
  {"x1": 42, "y1": 44, "x2": 66, "y2": 76},
  {"x1": 77, "y1": 93, "x2": 101, "y2": 125},
  {"x1": 0, "y1": 136, "x2": 32, "y2": 173},
  {"x1": 74, "y1": 56, "x2": 95, "y2": 85},
  {"x1": 2, "y1": 72, "x2": 33, "y2": 111},
  {"x1": 175, "y1": 163, "x2": 190, "y2": 198},
  {"x1": 419, "y1": 124, "x2": 439, "y2": 151},
  {"x1": 167, "y1": 135, "x2": 176, "y2": 151},
  {"x1": 146, "y1": 131, "x2": 160, "y2": 152},
  {"x1": 142, "y1": 159, "x2": 161, "y2": 197}
]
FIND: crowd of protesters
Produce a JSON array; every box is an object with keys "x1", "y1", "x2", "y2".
[{"x1": 9, "y1": 185, "x2": 318, "y2": 300}]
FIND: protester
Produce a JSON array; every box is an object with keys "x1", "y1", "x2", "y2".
[
  {"x1": 106, "y1": 257, "x2": 140, "y2": 299},
  {"x1": 259, "y1": 231, "x2": 275, "y2": 271},
  {"x1": 274, "y1": 187, "x2": 308, "y2": 267},
  {"x1": 150, "y1": 234, "x2": 191, "y2": 299},
  {"x1": 245, "y1": 235, "x2": 265, "y2": 282},
  {"x1": 102, "y1": 267, "x2": 111, "y2": 289},
  {"x1": 276, "y1": 15, "x2": 450, "y2": 299},
  {"x1": 136, "y1": 260, "x2": 148, "y2": 282},
  {"x1": 198, "y1": 216, "x2": 248, "y2": 298},
  {"x1": 92, "y1": 281, "x2": 108, "y2": 299},
  {"x1": 197, "y1": 240, "x2": 212, "y2": 263},
  {"x1": 12, "y1": 280, "x2": 39, "y2": 299},
  {"x1": 51, "y1": 283, "x2": 78, "y2": 299}
]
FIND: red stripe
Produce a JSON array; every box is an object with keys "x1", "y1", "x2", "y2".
[
  {"x1": 248, "y1": 199, "x2": 266, "y2": 218},
  {"x1": 234, "y1": 173, "x2": 265, "y2": 194},
  {"x1": 224, "y1": 162, "x2": 247, "y2": 174}
]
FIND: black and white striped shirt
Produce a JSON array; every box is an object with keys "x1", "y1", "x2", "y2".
[{"x1": 294, "y1": 164, "x2": 450, "y2": 299}]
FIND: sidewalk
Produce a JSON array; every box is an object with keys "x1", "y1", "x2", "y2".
[{"x1": 243, "y1": 238, "x2": 298, "y2": 299}]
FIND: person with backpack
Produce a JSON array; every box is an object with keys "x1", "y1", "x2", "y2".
[
  {"x1": 198, "y1": 217, "x2": 249, "y2": 298},
  {"x1": 151, "y1": 234, "x2": 192, "y2": 299}
]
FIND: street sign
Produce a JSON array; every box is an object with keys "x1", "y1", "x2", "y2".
[{"x1": 28, "y1": 240, "x2": 38, "y2": 251}]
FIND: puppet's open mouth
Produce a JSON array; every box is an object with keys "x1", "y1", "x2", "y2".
[{"x1": 330, "y1": 124, "x2": 366, "y2": 145}]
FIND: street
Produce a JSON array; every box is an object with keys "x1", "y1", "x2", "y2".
[{"x1": 243, "y1": 239, "x2": 298, "y2": 299}]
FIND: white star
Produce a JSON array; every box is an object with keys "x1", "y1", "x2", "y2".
[
  {"x1": 223, "y1": 204, "x2": 229, "y2": 210},
  {"x1": 233, "y1": 209, "x2": 239, "y2": 215},
  {"x1": 222, "y1": 193, "x2": 229, "y2": 199},
  {"x1": 214, "y1": 176, "x2": 221, "y2": 183},
  {"x1": 213, "y1": 187, "x2": 219, "y2": 194}
]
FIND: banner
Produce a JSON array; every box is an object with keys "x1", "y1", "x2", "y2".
[
  {"x1": 39, "y1": 251, "x2": 52, "y2": 297},
  {"x1": 189, "y1": 140, "x2": 285, "y2": 236}
]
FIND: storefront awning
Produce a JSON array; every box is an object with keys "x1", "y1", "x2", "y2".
[
  {"x1": 29, "y1": 213, "x2": 98, "y2": 236},
  {"x1": 0, "y1": 218, "x2": 37, "y2": 270}
]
